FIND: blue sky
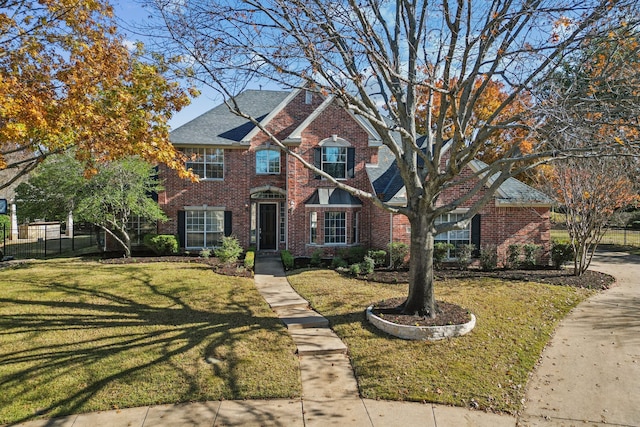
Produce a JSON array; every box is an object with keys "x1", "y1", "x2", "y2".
[{"x1": 112, "y1": 1, "x2": 224, "y2": 130}]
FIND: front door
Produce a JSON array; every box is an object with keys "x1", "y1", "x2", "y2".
[{"x1": 259, "y1": 203, "x2": 277, "y2": 250}]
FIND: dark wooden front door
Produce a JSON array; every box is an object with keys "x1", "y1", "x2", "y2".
[{"x1": 259, "y1": 203, "x2": 277, "y2": 250}]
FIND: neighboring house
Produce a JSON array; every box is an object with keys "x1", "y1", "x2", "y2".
[{"x1": 158, "y1": 89, "x2": 551, "y2": 264}]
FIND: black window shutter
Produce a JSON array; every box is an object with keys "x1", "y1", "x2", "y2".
[
  {"x1": 313, "y1": 147, "x2": 322, "y2": 179},
  {"x1": 177, "y1": 211, "x2": 185, "y2": 248},
  {"x1": 471, "y1": 214, "x2": 481, "y2": 257},
  {"x1": 224, "y1": 211, "x2": 232, "y2": 236},
  {"x1": 347, "y1": 147, "x2": 355, "y2": 178}
]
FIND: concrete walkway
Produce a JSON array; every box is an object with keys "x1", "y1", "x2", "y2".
[
  {"x1": 9, "y1": 252, "x2": 639, "y2": 426},
  {"x1": 519, "y1": 250, "x2": 640, "y2": 427}
]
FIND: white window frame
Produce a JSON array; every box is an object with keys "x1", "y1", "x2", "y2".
[
  {"x1": 321, "y1": 146, "x2": 347, "y2": 180},
  {"x1": 185, "y1": 209, "x2": 224, "y2": 249},
  {"x1": 255, "y1": 148, "x2": 281, "y2": 175},
  {"x1": 324, "y1": 211, "x2": 347, "y2": 245},
  {"x1": 310, "y1": 212, "x2": 318, "y2": 244},
  {"x1": 184, "y1": 147, "x2": 224, "y2": 180},
  {"x1": 435, "y1": 211, "x2": 471, "y2": 258}
]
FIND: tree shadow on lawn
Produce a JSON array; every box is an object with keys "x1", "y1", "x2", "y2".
[{"x1": 0, "y1": 264, "x2": 295, "y2": 425}]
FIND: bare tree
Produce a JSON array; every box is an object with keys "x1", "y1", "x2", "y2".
[{"x1": 146, "y1": 0, "x2": 639, "y2": 317}]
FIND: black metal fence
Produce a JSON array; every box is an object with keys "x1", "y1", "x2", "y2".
[
  {"x1": 1, "y1": 223, "x2": 100, "y2": 259},
  {"x1": 551, "y1": 227, "x2": 640, "y2": 247}
]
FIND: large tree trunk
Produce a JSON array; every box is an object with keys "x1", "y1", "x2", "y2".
[{"x1": 402, "y1": 214, "x2": 437, "y2": 318}]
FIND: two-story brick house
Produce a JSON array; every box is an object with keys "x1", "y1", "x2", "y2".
[{"x1": 158, "y1": 88, "x2": 551, "y2": 263}]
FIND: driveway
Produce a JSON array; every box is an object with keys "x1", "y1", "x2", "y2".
[{"x1": 519, "y1": 250, "x2": 640, "y2": 426}]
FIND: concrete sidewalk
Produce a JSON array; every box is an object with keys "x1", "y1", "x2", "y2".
[
  {"x1": 10, "y1": 252, "x2": 639, "y2": 426},
  {"x1": 519, "y1": 250, "x2": 640, "y2": 427}
]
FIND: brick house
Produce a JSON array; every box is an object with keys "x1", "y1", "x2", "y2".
[{"x1": 157, "y1": 88, "x2": 551, "y2": 264}]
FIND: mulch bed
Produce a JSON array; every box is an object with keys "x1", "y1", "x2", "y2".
[
  {"x1": 371, "y1": 297, "x2": 472, "y2": 327},
  {"x1": 99, "y1": 255, "x2": 253, "y2": 277}
]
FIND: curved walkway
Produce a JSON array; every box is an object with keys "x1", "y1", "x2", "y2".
[
  {"x1": 519, "y1": 250, "x2": 640, "y2": 427},
  {"x1": 9, "y1": 252, "x2": 639, "y2": 426}
]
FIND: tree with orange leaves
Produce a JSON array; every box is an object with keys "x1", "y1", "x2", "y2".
[
  {"x1": 0, "y1": 0, "x2": 194, "y2": 190},
  {"x1": 415, "y1": 77, "x2": 536, "y2": 168}
]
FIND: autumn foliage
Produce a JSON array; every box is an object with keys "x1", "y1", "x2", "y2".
[{"x1": 0, "y1": 0, "x2": 194, "y2": 188}]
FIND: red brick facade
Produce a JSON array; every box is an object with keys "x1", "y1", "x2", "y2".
[{"x1": 158, "y1": 89, "x2": 550, "y2": 265}]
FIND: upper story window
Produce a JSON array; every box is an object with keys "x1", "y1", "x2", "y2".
[
  {"x1": 184, "y1": 147, "x2": 224, "y2": 180},
  {"x1": 314, "y1": 136, "x2": 355, "y2": 180},
  {"x1": 256, "y1": 149, "x2": 281, "y2": 174},
  {"x1": 322, "y1": 147, "x2": 347, "y2": 179}
]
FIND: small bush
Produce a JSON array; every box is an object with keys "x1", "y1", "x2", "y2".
[
  {"x1": 214, "y1": 236, "x2": 243, "y2": 263},
  {"x1": 479, "y1": 244, "x2": 498, "y2": 271},
  {"x1": 143, "y1": 234, "x2": 179, "y2": 255},
  {"x1": 456, "y1": 244, "x2": 475, "y2": 270},
  {"x1": 199, "y1": 248, "x2": 212, "y2": 259},
  {"x1": 338, "y1": 246, "x2": 366, "y2": 264},
  {"x1": 349, "y1": 263, "x2": 361, "y2": 276},
  {"x1": 310, "y1": 249, "x2": 323, "y2": 267},
  {"x1": 331, "y1": 256, "x2": 348, "y2": 269},
  {"x1": 522, "y1": 243, "x2": 541, "y2": 268},
  {"x1": 388, "y1": 242, "x2": 409, "y2": 269},
  {"x1": 360, "y1": 256, "x2": 375, "y2": 275},
  {"x1": 367, "y1": 249, "x2": 387, "y2": 267},
  {"x1": 244, "y1": 251, "x2": 255, "y2": 270},
  {"x1": 433, "y1": 242, "x2": 454, "y2": 269},
  {"x1": 0, "y1": 215, "x2": 10, "y2": 241},
  {"x1": 280, "y1": 250, "x2": 294, "y2": 270},
  {"x1": 551, "y1": 240, "x2": 574, "y2": 269},
  {"x1": 506, "y1": 244, "x2": 522, "y2": 269}
]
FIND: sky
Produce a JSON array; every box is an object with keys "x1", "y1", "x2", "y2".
[{"x1": 111, "y1": 1, "x2": 224, "y2": 130}]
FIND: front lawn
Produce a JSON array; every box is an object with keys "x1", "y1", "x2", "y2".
[
  {"x1": 287, "y1": 269, "x2": 593, "y2": 414},
  {"x1": 0, "y1": 260, "x2": 300, "y2": 425}
]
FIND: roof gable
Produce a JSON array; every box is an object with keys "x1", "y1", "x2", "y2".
[{"x1": 170, "y1": 90, "x2": 290, "y2": 146}]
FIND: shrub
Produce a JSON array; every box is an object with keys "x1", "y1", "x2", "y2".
[
  {"x1": 360, "y1": 256, "x2": 375, "y2": 275},
  {"x1": 433, "y1": 242, "x2": 454, "y2": 269},
  {"x1": 143, "y1": 234, "x2": 179, "y2": 255},
  {"x1": 551, "y1": 240, "x2": 574, "y2": 269},
  {"x1": 280, "y1": 250, "x2": 294, "y2": 270},
  {"x1": 349, "y1": 263, "x2": 361, "y2": 276},
  {"x1": 479, "y1": 244, "x2": 498, "y2": 271},
  {"x1": 388, "y1": 242, "x2": 409, "y2": 269},
  {"x1": 214, "y1": 236, "x2": 243, "y2": 263},
  {"x1": 456, "y1": 244, "x2": 475, "y2": 270},
  {"x1": 331, "y1": 256, "x2": 348, "y2": 269},
  {"x1": 338, "y1": 246, "x2": 366, "y2": 264},
  {"x1": 310, "y1": 249, "x2": 323, "y2": 267},
  {"x1": 506, "y1": 244, "x2": 522, "y2": 269},
  {"x1": 523, "y1": 243, "x2": 541, "y2": 268},
  {"x1": 367, "y1": 249, "x2": 387, "y2": 267},
  {"x1": 199, "y1": 248, "x2": 212, "y2": 259},
  {"x1": 0, "y1": 214, "x2": 10, "y2": 241},
  {"x1": 244, "y1": 251, "x2": 255, "y2": 270}
]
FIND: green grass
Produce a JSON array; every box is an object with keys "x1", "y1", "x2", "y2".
[
  {"x1": 0, "y1": 259, "x2": 300, "y2": 425},
  {"x1": 288, "y1": 269, "x2": 593, "y2": 414}
]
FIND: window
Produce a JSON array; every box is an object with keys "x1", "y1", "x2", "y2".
[
  {"x1": 435, "y1": 212, "x2": 471, "y2": 257},
  {"x1": 185, "y1": 210, "x2": 224, "y2": 248},
  {"x1": 184, "y1": 147, "x2": 224, "y2": 179},
  {"x1": 352, "y1": 211, "x2": 360, "y2": 244},
  {"x1": 280, "y1": 201, "x2": 286, "y2": 243},
  {"x1": 310, "y1": 212, "x2": 318, "y2": 244},
  {"x1": 322, "y1": 147, "x2": 347, "y2": 179},
  {"x1": 126, "y1": 216, "x2": 157, "y2": 246},
  {"x1": 256, "y1": 149, "x2": 280, "y2": 174},
  {"x1": 324, "y1": 211, "x2": 346, "y2": 244}
]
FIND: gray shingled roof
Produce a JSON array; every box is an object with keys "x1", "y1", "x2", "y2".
[
  {"x1": 368, "y1": 144, "x2": 552, "y2": 206},
  {"x1": 170, "y1": 90, "x2": 290, "y2": 146},
  {"x1": 304, "y1": 188, "x2": 362, "y2": 205}
]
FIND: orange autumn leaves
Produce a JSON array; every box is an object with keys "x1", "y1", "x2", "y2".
[
  {"x1": 415, "y1": 76, "x2": 535, "y2": 164},
  {"x1": 0, "y1": 0, "x2": 194, "y2": 181}
]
